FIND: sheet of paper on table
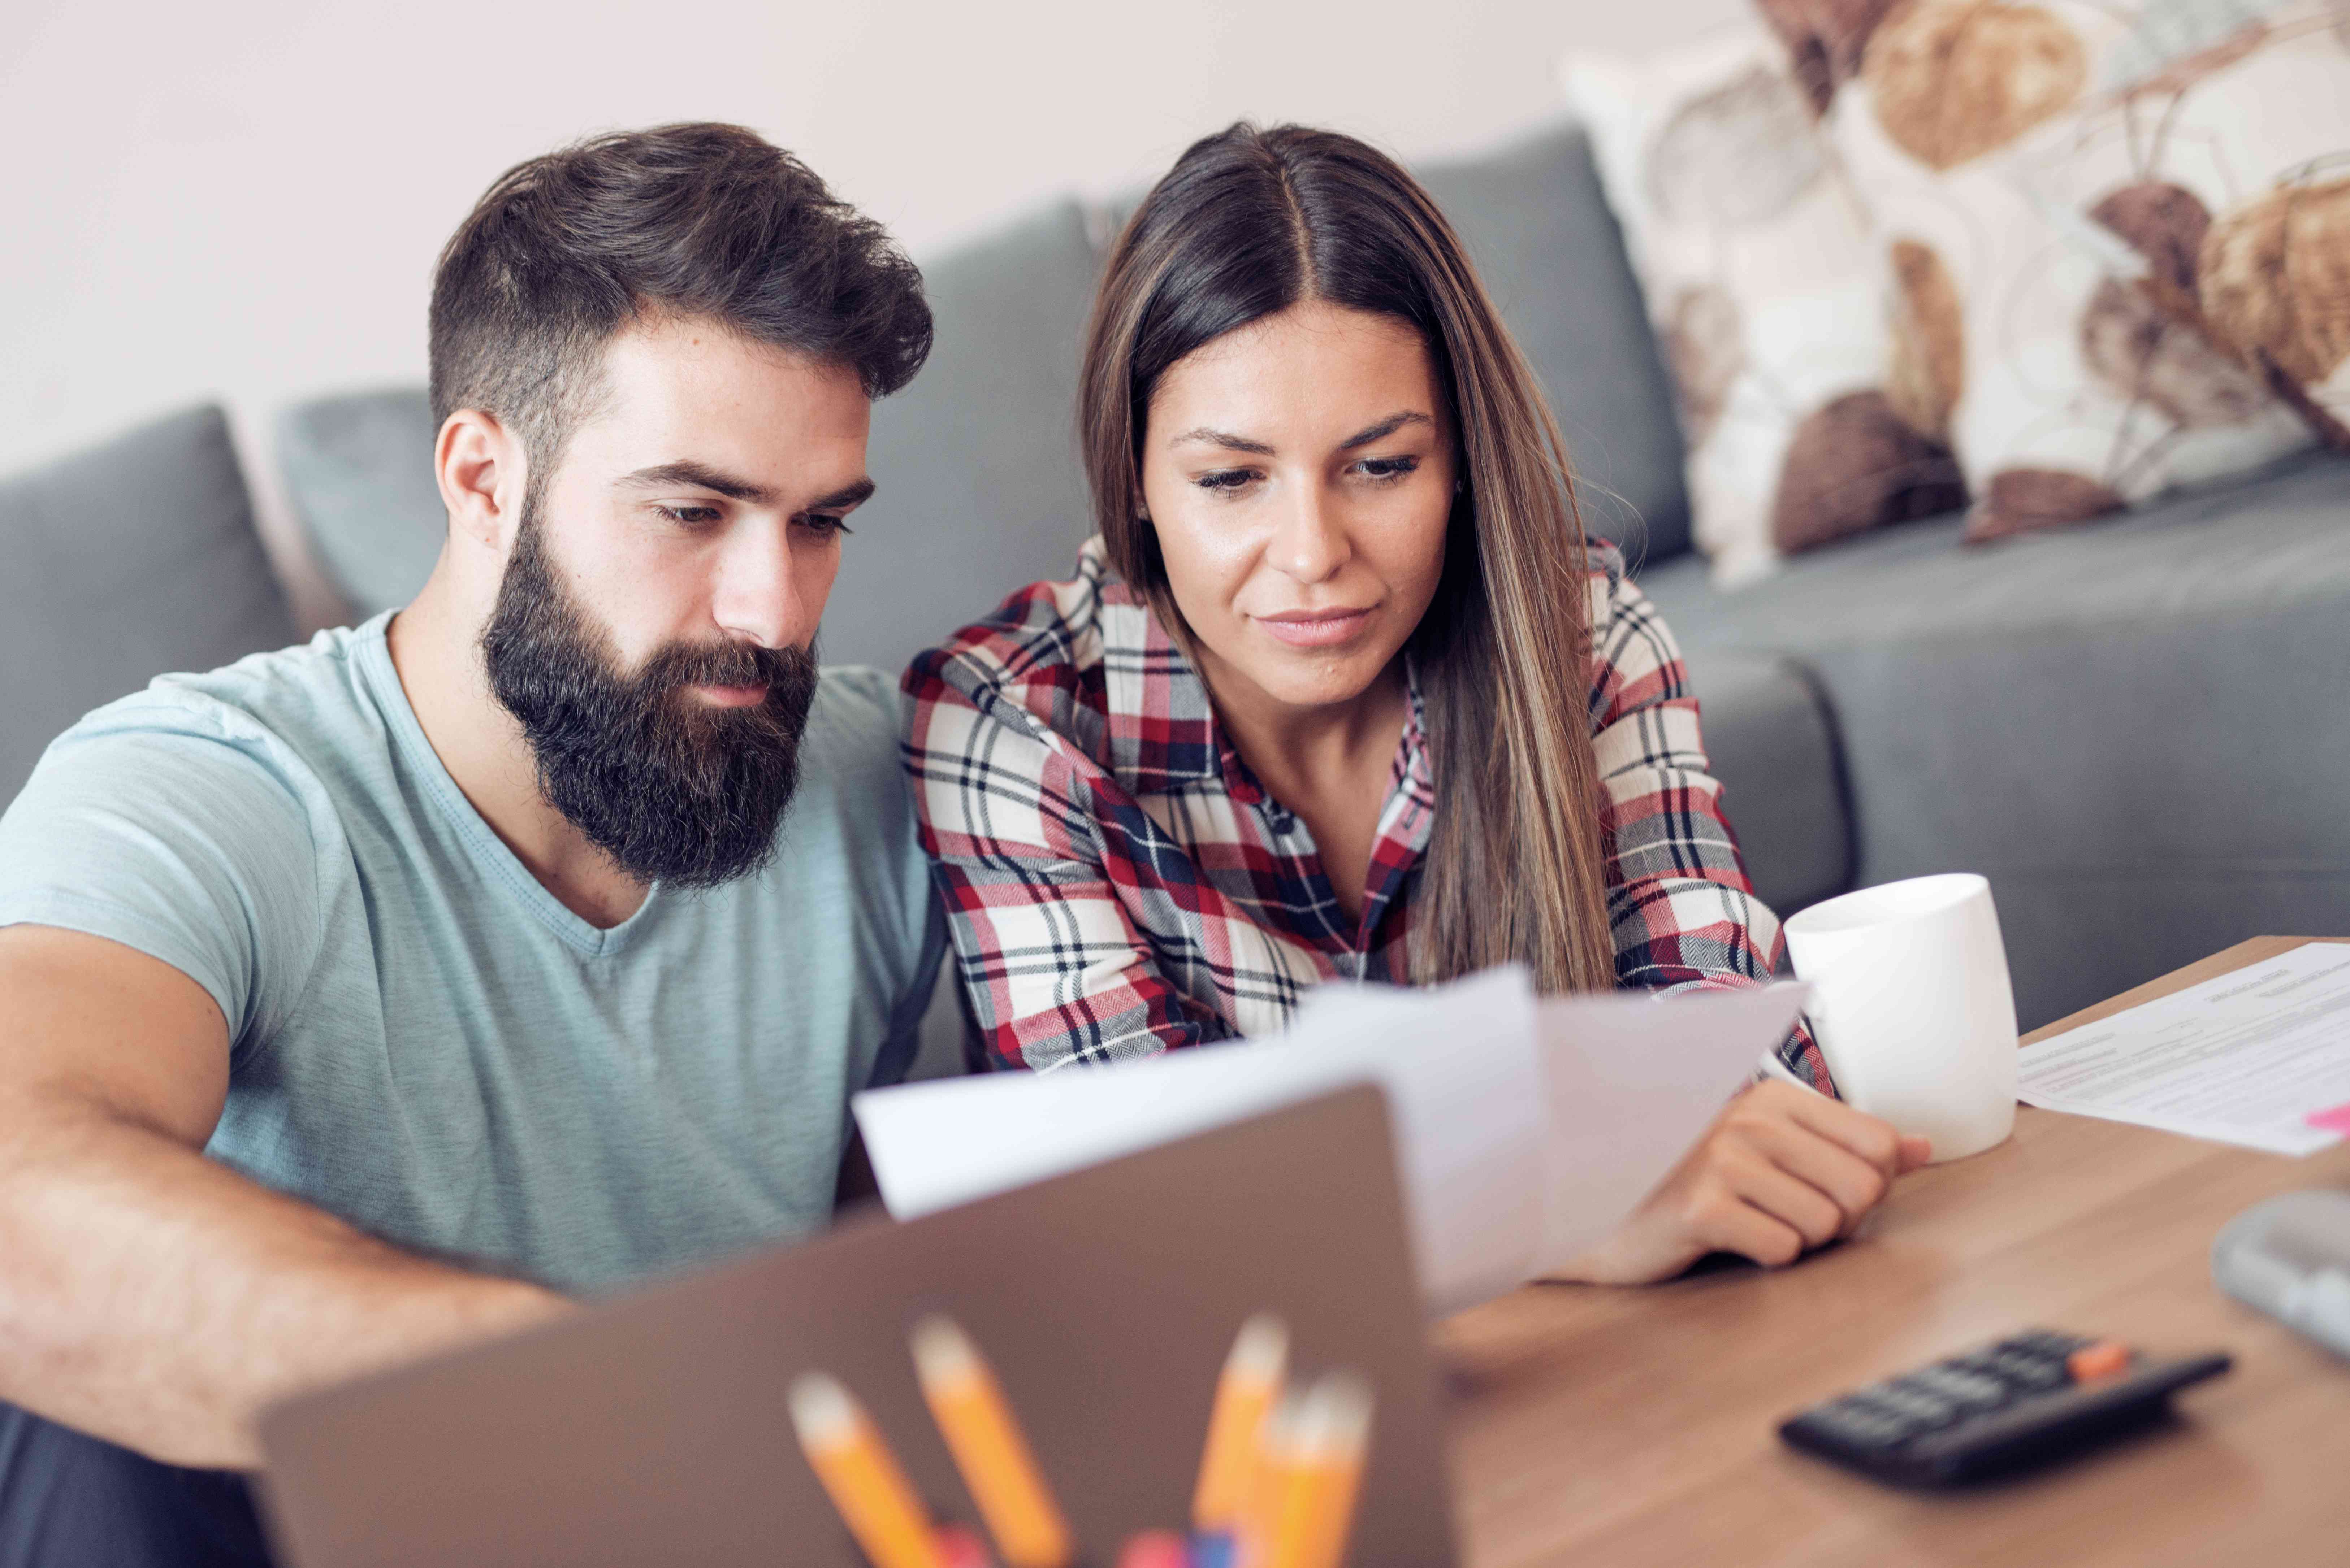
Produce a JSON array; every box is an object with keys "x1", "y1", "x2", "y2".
[
  {"x1": 853, "y1": 968, "x2": 1806, "y2": 1315},
  {"x1": 2018, "y1": 941, "x2": 2350, "y2": 1156}
]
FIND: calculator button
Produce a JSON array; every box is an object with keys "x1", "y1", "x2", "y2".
[
  {"x1": 2005, "y1": 1330, "x2": 2091, "y2": 1358},
  {"x1": 1990, "y1": 1350, "x2": 2069, "y2": 1390},
  {"x1": 1807, "y1": 1399, "x2": 1914, "y2": 1444},
  {"x1": 1873, "y1": 1383, "x2": 1961, "y2": 1429},
  {"x1": 2066, "y1": 1341, "x2": 2134, "y2": 1382},
  {"x1": 1911, "y1": 1366, "x2": 2008, "y2": 1408}
]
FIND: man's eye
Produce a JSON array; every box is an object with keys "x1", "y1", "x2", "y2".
[
  {"x1": 1195, "y1": 469, "x2": 1259, "y2": 494},
  {"x1": 799, "y1": 514, "x2": 854, "y2": 538},
  {"x1": 1355, "y1": 456, "x2": 1421, "y2": 484},
  {"x1": 654, "y1": 504, "x2": 723, "y2": 526}
]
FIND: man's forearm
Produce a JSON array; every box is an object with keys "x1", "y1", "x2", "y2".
[{"x1": 0, "y1": 1098, "x2": 567, "y2": 1468}]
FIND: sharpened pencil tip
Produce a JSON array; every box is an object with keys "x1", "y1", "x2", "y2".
[
  {"x1": 1226, "y1": 1313, "x2": 1289, "y2": 1381},
  {"x1": 787, "y1": 1371, "x2": 858, "y2": 1445},
  {"x1": 909, "y1": 1313, "x2": 983, "y2": 1386},
  {"x1": 1297, "y1": 1371, "x2": 1374, "y2": 1454}
]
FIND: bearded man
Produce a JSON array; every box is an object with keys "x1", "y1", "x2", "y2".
[{"x1": 0, "y1": 123, "x2": 943, "y2": 1564}]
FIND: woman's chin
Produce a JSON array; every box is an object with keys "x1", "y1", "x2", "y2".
[{"x1": 1237, "y1": 652, "x2": 1392, "y2": 713}]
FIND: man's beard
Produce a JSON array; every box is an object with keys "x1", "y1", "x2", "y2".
[{"x1": 480, "y1": 508, "x2": 819, "y2": 889}]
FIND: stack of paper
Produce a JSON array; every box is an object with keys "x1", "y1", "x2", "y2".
[
  {"x1": 2018, "y1": 942, "x2": 2350, "y2": 1156},
  {"x1": 853, "y1": 969, "x2": 1806, "y2": 1315}
]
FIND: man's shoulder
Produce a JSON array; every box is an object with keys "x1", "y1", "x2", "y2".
[
  {"x1": 64, "y1": 619, "x2": 387, "y2": 760},
  {"x1": 804, "y1": 664, "x2": 905, "y2": 773},
  {"x1": 785, "y1": 665, "x2": 923, "y2": 847},
  {"x1": 29, "y1": 620, "x2": 391, "y2": 810}
]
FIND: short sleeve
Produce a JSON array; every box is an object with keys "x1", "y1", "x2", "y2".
[{"x1": 0, "y1": 702, "x2": 325, "y2": 1054}]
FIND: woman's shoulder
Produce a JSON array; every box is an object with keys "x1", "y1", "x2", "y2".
[
  {"x1": 1582, "y1": 535, "x2": 1672, "y2": 647},
  {"x1": 1580, "y1": 533, "x2": 1693, "y2": 724},
  {"x1": 901, "y1": 537, "x2": 1155, "y2": 758}
]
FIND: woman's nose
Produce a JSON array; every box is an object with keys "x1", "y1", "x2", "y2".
[{"x1": 1265, "y1": 486, "x2": 1350, "y2": 585}]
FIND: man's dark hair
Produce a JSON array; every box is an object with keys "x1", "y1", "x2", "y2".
[{"x1": 429, "y1": 121, "x2": 932, "y2": 478}]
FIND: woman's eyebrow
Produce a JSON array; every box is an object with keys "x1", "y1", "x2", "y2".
[
  {"x1": 1338, "y1": 410, "x2": 1433, "y2": 450},
  {"x1": 1169, "y1": 426, "x2": 1277, "y2": 455}
]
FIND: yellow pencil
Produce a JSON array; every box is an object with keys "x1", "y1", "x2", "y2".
[
  {"x1": 1243, "y1": 1373, "x2": 1374, "y2": 1568},
  {"x1": 787, "y1": 1371, "x2": 950, "y2": 1568},
  {"x1": 1235, "y1": 1388, "x2": 1304, "y2": 1568},
  {"x1": 1192, "y1": 1313, "x2": 1290, "y2": 1532},
  {"x1": 910, "y1": 1315, "x2": 1075, "y2": 1568}
]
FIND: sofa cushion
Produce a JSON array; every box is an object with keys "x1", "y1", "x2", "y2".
[
  {"x1": 823, "y1": 200, "x2": 1103, "y2": 677},
  {"x1": 1639, "y1": 451, "x2": 2350, "y2": 1027},
  {"x1": 1820, "y1": 3, "x2": 2345, "y2": 542},
  {"x1": 1420, "y1": 122, "x2": 1693, "y2": 566},
  {"x1": 1563, "y1": 39, "x2": 1966, "y2": 586},
  {"x1": 277, "y1": 388, "x2": 444, "y2": 617},
  {"x1": 0, "y1": 406, "x2": 296, "y2": 807},
  {"x1": 1678, "y1": 650, "x2": 1851, "y2": 922}
]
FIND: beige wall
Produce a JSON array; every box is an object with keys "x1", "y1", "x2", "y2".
[{"x1": 1, "y1": 0, "x2": 1739, "y2": 492}]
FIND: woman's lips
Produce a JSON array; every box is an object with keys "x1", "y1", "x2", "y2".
[{"x1": 1256, "y1": 608, "x2": 1374, "y2": 648}]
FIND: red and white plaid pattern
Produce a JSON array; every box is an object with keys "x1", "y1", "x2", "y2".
[{"x1": 902, "y1": 536, "x2": 1829, "y2": 1086}]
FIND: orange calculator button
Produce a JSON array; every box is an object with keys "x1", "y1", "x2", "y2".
[{"x1": 2066, "y1": 1342, "x2": 2133, "y2": 1382}]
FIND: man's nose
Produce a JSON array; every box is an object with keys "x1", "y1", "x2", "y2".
[
  {"x1": 1264, "y1": 483, "x2": 1350, "y2": 585},
  {"x1": 709, "y1": 522, "x2": 813, "y2": 651}
]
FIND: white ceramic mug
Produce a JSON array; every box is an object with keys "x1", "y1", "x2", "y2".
[{"x1": 1782, "y1": 873, "x2": 2019, "y2": 1163}]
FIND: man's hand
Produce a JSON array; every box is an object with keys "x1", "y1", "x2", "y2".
[
  {"x1": 1551, "y1": 1080, "x2": 1932, "y2": 1286},
  {"x1": 0, "y1": 925, "x2": 569, "y2": 1469}
]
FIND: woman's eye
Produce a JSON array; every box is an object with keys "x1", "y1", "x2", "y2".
[
  {"x1": 1194, "y1": 469, "x2": 1259, "y2": 495},
  {"x1": 1355, "y1": 455, "x2": 1421, "y2": 484},
  {"x1": 654, "y1": 504, "x2": 723, "y2": 527}
]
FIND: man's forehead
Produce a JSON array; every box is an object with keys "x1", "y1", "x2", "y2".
[{"x1": 568, "y1": 314, "x2": 870, "y2": 481}]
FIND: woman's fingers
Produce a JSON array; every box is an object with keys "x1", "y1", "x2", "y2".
[
  {"x1": 1744, "y1": 1116, "x2": 1891, "y2": 1236},
  {"x1": 1551, "y1": 1083, "x2": 1936, "y2": 1285},
  {"x1": 1694, "y1": 1194, "x2": 1809, "y2": 1269},
  {"x1": 1714, "y1": 1146, "x2": 1847, "y2": 1253},
  {"x1": 1770, "y1": 1083, "x2": 1907, "y2": 1176}
]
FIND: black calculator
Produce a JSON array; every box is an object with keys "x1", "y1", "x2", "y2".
[{"x1": 1778, "y1": 1329, "x2": 2232, "y2": 1487}]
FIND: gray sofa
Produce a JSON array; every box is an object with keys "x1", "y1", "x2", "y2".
[{"x1": 7, "y1": 120, "x2": 2344, "y2": 1031}]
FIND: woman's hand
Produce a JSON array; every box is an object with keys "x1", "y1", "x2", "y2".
[{"x1": 1550, "y1": 1080, "x2": 1933, "y2": 1286}]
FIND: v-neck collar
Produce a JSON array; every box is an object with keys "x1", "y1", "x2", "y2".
[{"x1": 1201, "y1": 654, "x2": 1436, "y2": 957}]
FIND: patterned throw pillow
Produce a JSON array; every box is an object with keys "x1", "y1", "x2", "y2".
[
  {"x1": 1812, "y1": 0, "x2": 2350, "y2": 539},
  {"x1": 1565, "y1": 31, "x2": 1968, "y2": 586}
]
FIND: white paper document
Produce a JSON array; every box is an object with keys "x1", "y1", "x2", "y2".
[
  {"x1": 2017, "y1": 942, "x2": 2350, "y2": 1156},
  {"x1": 853, "y1": 970, "x2": 1806, "y2": 1315}
]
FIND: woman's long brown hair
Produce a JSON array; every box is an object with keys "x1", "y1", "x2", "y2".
[{"x1": 1076, "y1": 122, "x2": 1616, "y2": 994}]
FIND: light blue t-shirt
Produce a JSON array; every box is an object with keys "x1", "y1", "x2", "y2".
[{"x1": 0, "y1": 615, "x2": 942, "y2": 1293}]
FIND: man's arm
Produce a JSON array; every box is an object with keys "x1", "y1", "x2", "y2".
[{"x1": 0, "y1": 925, "x2": 567, "y2": 1469}]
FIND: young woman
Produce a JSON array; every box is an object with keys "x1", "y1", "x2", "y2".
[{"x1": 901, "y1": 124, "x2": 1927, "y2": 1284}]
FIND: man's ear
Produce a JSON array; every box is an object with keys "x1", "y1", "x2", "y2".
[{"x1": 435, "y1": 408, "x2": 526, "y2": 552}]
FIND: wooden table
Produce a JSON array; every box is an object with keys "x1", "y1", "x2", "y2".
[{"x1": 1441, "y1": 936, "x2": 2350, "y2": 1567}]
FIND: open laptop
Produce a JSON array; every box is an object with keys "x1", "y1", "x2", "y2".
[{"x1": 256, "y1": 1084, "x2": 1458, "y2": 1567}]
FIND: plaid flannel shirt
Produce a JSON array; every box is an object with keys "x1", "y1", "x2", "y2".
[{"x1": 901, "y1": 536, "x2": 1829, "y2": 1087}]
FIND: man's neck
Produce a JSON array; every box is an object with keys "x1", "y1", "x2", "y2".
[{"x1": 385, "y1": 573, "x2": 651, "y2": 929}]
